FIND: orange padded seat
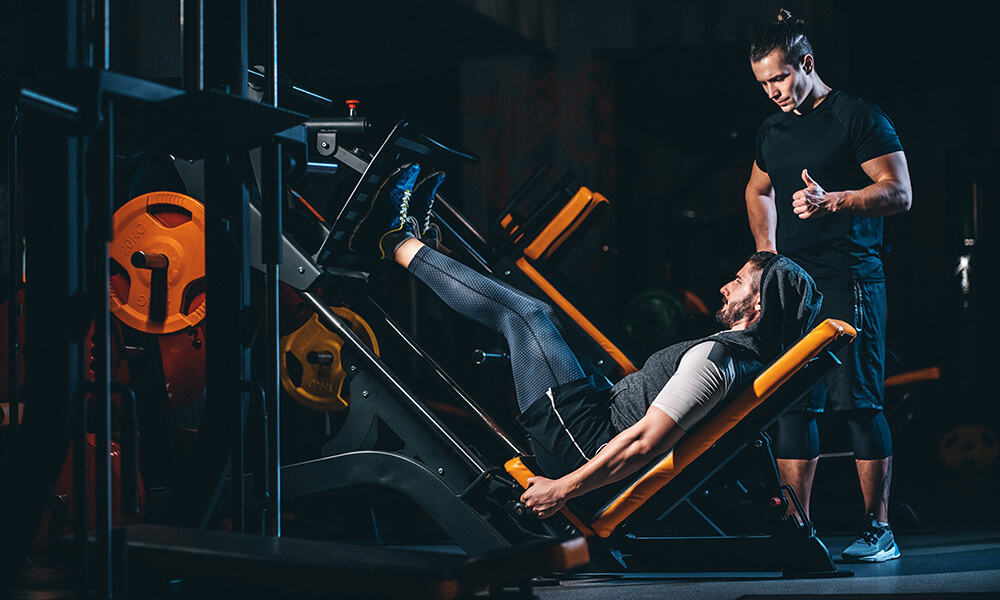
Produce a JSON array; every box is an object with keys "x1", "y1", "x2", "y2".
[{"x1": 505, "y1": 318, "x2": 857, "y2": 538}]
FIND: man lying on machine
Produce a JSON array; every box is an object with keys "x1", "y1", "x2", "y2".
[{"x1": 350, "y1": 163, "x2": 821, "y2": 520}]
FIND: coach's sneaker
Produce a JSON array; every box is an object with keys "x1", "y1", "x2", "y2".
[
  {"x1": 348, "y1": 163, "x2": 420, "y2": 259},
  {"x1": 409, "y1": 170, "x2": 445, "y2": 237},
  {"x1": 841, "y1": 514, "x2": 901, "y2": 562}
]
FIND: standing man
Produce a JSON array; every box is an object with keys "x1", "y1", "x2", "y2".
[{"x1": 745, "y1": 9, "x2": 912, "y2": 562}]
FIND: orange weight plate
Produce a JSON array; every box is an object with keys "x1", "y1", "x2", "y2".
[
  {"x1": 110, "y1": 192, "x2": 206, "y2": 334},
  {"x1": 280, "y1": 307, "x2": 379, "y2": 412}
]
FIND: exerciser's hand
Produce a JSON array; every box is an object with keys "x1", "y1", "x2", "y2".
[
  {"x1": 792, "y1": 169, "x2": 840, "y2": 219},
  {"x1": 521, "y1": 476, "x2": 570, "y2": 519}
]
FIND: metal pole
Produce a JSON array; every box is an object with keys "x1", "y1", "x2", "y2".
[
  {"x1": 181, "y1": 0, "x2": 205, "y2": 92},
  {"x1": 6, "y1": 108, "x2": 20, "y2": 444},
  {"x1": 92, "y1": 4, "x2": 116, "y2": 596},
  {"x1": 89, "y1": 94, "x2": 117, "y2": 600},
  {"x1": 200, "y1": 0, "x2": 251, "y2": 532},
  {"x1": 70, "y1": 2, "x2": 94, "y2": 594},
  {"x1": 260, "y1": 0, "x2": 282, "y2": 537}
]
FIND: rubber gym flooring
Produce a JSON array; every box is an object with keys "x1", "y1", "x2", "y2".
[
  {"x1": 8, "y1": 528, "x2": 1000, "y2": 599},
  {"x1": 534, "y1": 529, "x2": 1000, "y2": 600}
]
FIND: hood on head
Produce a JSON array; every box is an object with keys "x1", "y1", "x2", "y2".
[{"x1": 738, "y1": 255, "x2": 822, "y2": 361}]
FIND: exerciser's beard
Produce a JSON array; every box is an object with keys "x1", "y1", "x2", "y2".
[{"x1": 716, "y1": 294, "x2": 756, "y2": 329}]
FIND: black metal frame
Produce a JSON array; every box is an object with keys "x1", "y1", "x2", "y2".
[{"x1": 1, "y1": 2, "x2": 304, "y2": 597}]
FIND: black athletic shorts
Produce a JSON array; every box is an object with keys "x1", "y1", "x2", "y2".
[
  {"x1": 516, "y1": 375, "x2": 616, "y2": 479},
  {"x1": 797, "y1": 279, "x2": 886, "y2": 413}
]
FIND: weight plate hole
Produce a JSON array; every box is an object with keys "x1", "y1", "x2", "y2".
[{"x1": 148, "y1": 205, "x2": 192, "y2": 228}]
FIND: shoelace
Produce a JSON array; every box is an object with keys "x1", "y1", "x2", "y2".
[
  {"x1": 421, "y1": 196, "x2": 436, "y2": 234},
  {"x1": 399, "y1": 189, "x2": 412, "y2": 220},
  {"x1": 858, "y1": 524, "x2": 886, "y2": 545},
  {"x1": 425, "y1": 222, "x2": 443, "y2": 250},
  {"x1": 412, "y1": 172, "x2": 443, "y2": 235}
]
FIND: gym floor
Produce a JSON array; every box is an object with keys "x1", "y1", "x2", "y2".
[
  {"x1": 9, "y1": 528, "x2": 1000, "y2": 599},
  {"x1": 535, "y1": 529, "x2": 1000, "y2": 599}
]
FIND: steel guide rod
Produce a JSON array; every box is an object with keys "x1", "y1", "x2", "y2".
[
  {"x1": 361, "y1": 297, "x2": 524, "y2": 457},
  {"x1": 429, "y1": 197, "x2": 492, "y2": 273},
  {"x1": 300, "y1": 291, "x2": 490, "y2": 473}
]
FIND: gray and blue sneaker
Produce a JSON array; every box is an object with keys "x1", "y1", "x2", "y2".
[
  {"x1": 409, "y1": 171, "x2": 445, "y2": 237},
  {"x1": 841, "y1": 513, "x2": 901, "y2": 562},
  {"x1": 349, "y1": 163, "x2": 421, "y2": 259}
]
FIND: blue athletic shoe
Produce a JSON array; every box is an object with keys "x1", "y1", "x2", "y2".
[
  {"x1": 409, "y1": 171, "x2": 445, "y2": 236},
  {"x1": 841, "y1": 514, "x2": 901, "y2": 562},
  {"x1": 349, "y1": 163, "x2": 420, "y2": 259}
]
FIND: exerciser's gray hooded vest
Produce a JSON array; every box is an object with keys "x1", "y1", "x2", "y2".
[{"x1": 608, "y1": 255, "x2": 822, "y2": 433}]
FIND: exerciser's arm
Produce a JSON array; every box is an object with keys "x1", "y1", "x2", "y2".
[
  {"x1": 746, "y1": 162, "x2": 778, "y2": 253},
  {"x1": 792, "y1": 151, "x2": 912, "y2": 219},
  {"x1": 520, "y1": 407, "x2": 684, "y2": 519},
  {"x1": 520, "y1": 343, "x2": 733, "y2": 519}
]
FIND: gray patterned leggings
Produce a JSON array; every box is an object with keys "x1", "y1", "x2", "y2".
[{"x1": 407, "y1": 245, "x2": 590, "y2": 412}]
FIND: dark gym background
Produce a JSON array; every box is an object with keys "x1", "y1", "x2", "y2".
[{"x1": 2, "y1": 0, "x2": 995, "y2": 535}]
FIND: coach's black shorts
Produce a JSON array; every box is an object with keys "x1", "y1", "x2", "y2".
[{"x1": 796, "y1": 279, "x2": 886, "y2": 413}]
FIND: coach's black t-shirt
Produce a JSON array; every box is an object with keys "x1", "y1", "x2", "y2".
[{"x1": 754, "y1": 90, "x2": 903, "y2": 288}]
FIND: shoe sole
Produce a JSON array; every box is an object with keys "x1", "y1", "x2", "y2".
[{"x1": 843, "y1": 543, "x2": 901, "y2": 563}]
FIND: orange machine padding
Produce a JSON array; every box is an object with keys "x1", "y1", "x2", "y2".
[
  {"x1": 500, "y1": 213, "x2": 515, "y2": 231},
  {"x1": 884, "y1": 366, "x2": 941, "y2": 388},
  {"x1": 500, "y1": 213, "x2": 520, "y2": 239},
  {"x1": 590, "y1": 318, "x2": 855, "y2": 536},
  {"x1": 523, "y1": 187, "x2": 609, "y2": 262},
  {"x1": 504, "y1": 318, "x2": 855, "y2": 539},
  {"x1": 504, "y1": 457, "x2": 596, "y2": 537},
  {"x1": 515, "y1": 257, "x2": 638, "y2": 376}
]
